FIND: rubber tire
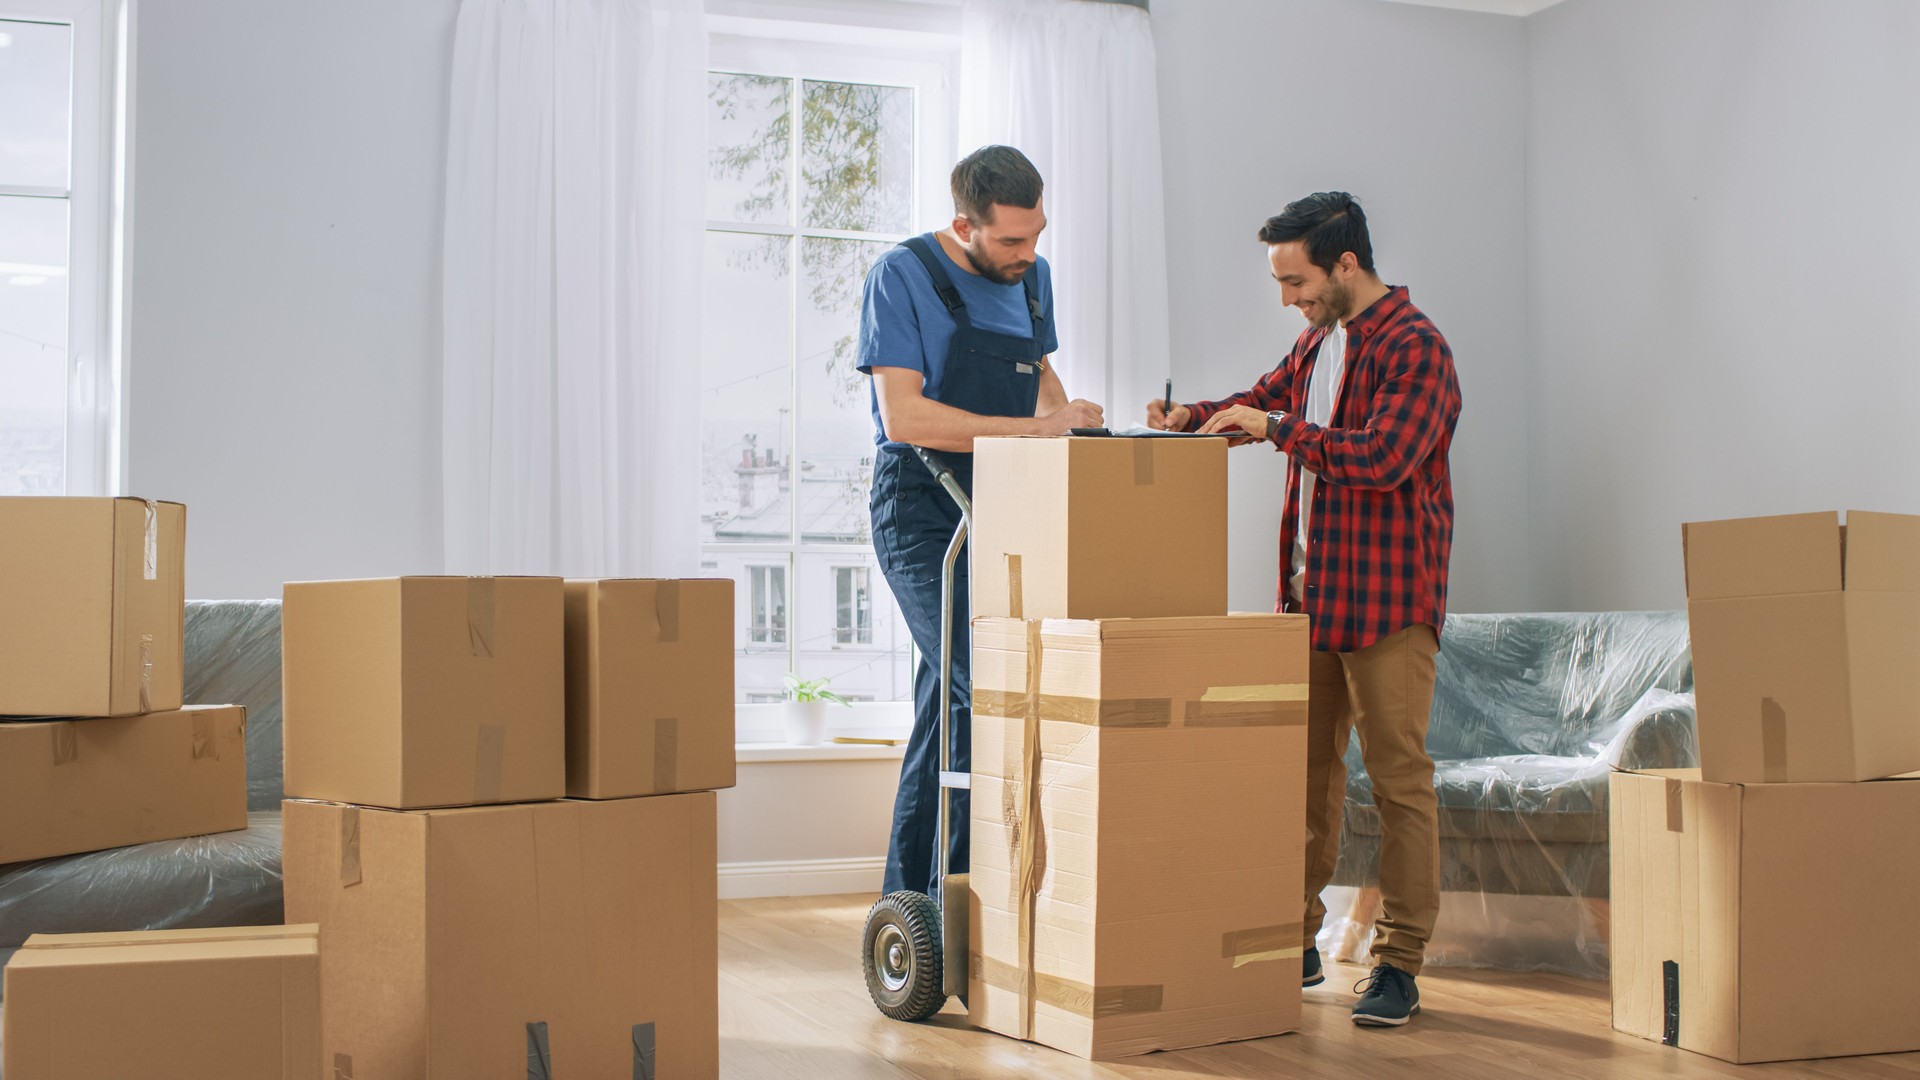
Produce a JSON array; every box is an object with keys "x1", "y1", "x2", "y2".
[{"x1": 862, "y1": 890, "x2": 947, "y2": 1021}]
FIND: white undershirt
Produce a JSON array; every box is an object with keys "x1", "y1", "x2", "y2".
[{"x1": 1289, "y1": 324, "x2": 1347, "y2": 604}]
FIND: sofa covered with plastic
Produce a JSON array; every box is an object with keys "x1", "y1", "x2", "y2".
[
  {"x1": 1318, "y1": 610, "x2": 1697, "y2": 979},
  {"x1": 0, "y1": 601, "x2": 288, "y2": 980}
]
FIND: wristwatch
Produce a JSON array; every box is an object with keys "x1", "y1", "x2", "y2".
[{"x1": 1265, "y1": 411, "x2": 1286, "y2": 442}]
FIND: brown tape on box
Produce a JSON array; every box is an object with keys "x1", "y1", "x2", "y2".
[
  {"x1": 139, "y1": 632, "x2": 155, "y2": 712},
  {"x1": 1761, "y1": 696, "x2": 1788, "y2": 783},
  {"x1": 23, "y1": 930, "x2": 320, "y2": 951},
  {"x1": 1006, "y1": 554, "x2": 1024, "y2": 619},
  {"x1": 339, "y1": 807, "x2": 363, "y2": 887},
  {"x1": 654, "y1": 718, "x2": 679, "y2": 793},
  {"x1": 972, "y1": 952, "x2": 1164, "y2": 1020},
  {"x1": 191, "y1": 711, "x2": 217, "y2": 760},
  {"x1": 1665, "y1": 777, "x2": 1684, "y2": 834},
  {"x1": 1222, "y1": 922, "x2": 1306, "y2": 968},
  {"x1": 51, "y1": 721, "x2": 79, "y2": 766},
  {"x1": 466, "y1": 576, "x2": 496, "y2": 658},
  {"x1": 333, "y1": 1054, "x2": 354, "y2": 1080},
  {"x1": 474, "y1": 723, "x2": 506, "y2": 803},
  {"x1": 653, "y1": 580, "x2": 681, "y2": 643},
  {"x1": 1133, "y1": 438, "x2": 1155, "y2": 486}
]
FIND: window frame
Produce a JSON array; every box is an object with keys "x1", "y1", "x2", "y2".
[
  {"x1": 705, "y1": 26, "x2": 956, "y2": 738},
  {"x1": 0, "y1": 0, "x2": 127, "y2": 497}
]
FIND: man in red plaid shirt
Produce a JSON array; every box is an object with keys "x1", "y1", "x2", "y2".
[{"x1": 1150, "y1": 192, "x2": 1460, "y2": 1028}]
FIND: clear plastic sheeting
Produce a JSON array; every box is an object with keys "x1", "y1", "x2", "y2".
[
  {"x1": 184, "y1": 599, "x2": 286, "y2": 811},
  {"x1": 0, "y1": 600, "x2": 290, "y2": 981},
  {"x1": 1323, "y1": 611, "x2": 1697, "y2": 980}
]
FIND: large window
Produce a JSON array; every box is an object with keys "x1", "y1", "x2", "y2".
[
  {"x1": 0, "y1": 2, "x2": 119, "y2": 497},
  {"x1": 701, "y1": 34, "x2": 953, "y2": 708}
]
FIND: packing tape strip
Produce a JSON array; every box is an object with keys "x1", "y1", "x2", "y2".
[
  {"x1": 1222, "y1": 922, "x2": 1306, "y2": 968},
  {"x1": 527, "y1": 1021, "x2": 554, "y2": 1080},
  {"x1": 654, "y1": 580, "x2": 681, "y2": 643},
  {"x1": 191, "y1": 712, "x2": 217, "y2": 761},
  {"x1": 139, "y1": 633, "x2": 154, "y2": 713},
  {"x1": 475, "y1": 723, "x2": 506, "y2": 803},
  {"x1": 1133, "y1": 437, "x2": 1155, "y2": 485},
  {"x1": 143, "y1": 498, "x2": 159, "y2": 581},
  {"x1": 654, "y1": 718, "x2": 679, "y2": 793},
  {"x1": 1201, "y1": 683, "x2": 1311, "y2": 703},
  {"x1": 631, "y1": 1021, "x2": 658, "y2": 1080},
  {"x1": 1006, "y1": 554, "x2": 1024, "y2": 619},
  {"x1": 1665, "y1": 777, "x2": 1684, "y2": 834},
  {"x1": 976, "y1": 690, "x2": 1306, "y2": 729},
  {"x1": 1760, "y1": 696, "x2": 1788, "y2": 783},
  {"x1": 466, "y1": 576, "x2": 496, "y2": 658},
  {"x1": 339, "y1": 807, "x2": 363, "y2": 887},
  {"x1": 25, "y1": 930, "x2": 320, "y2": 952},
  {"x1": 972, "y1": 952, "x2": 1164, "y2": 1020},
  {"x1": 333, "y1": 1054, "x2": 354, "y2": 1080},
  {"x1": 51, "y1": 722, "x2": 79, "y2": 766},
  {"x1": 1017, "y1": 619, "x2": 1045, "y2": 1037},
  {"x1": 1185, "y1": 699, "x2": 1308, "y2": 728}
]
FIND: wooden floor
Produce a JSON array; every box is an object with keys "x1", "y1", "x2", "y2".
[{"x1": 721, "y1": 894, "x2": 1920, "y2": 1080}]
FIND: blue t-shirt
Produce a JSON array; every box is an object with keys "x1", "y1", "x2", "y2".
[{"x1": 856, "y1": 233, "x2": 1058, "y2": 448}]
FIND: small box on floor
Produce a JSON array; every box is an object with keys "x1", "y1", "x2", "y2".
[
  {"x1": 282, "y1": 792, "x2": 718, "y2": 1079},
  {"x1": 1611, "y1": 768, "x2": 1920, "y2": 1063},
  {"x1": 1682, "y1": 509, "x2": 1920, "y2": 783},
  {"x1": 281, "y1": 576, "x2": 566, "y2": 809},
  {"x1": 970, "y1": 436, "x2": 1228, "y2": 621},
  {"x1": 2, "y1": 924, "x2": 320, "y2": 1080},
  {"x1": 0, "y1": 496, "x2": 186, "y2": 717},
  {"x1": 0, "y1": 704, "x2": 247, "y2": 864},
  {"x1": 969, "y1": 614, "x2": 1308, "y2": 1059},
  {"x1": 564, "y1": 578, "x2": 736, "y2": 798}
]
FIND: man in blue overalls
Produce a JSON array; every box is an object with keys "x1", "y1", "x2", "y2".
[{"x1": 857, "y1": 145, "x2": 1104, "y2": 900}]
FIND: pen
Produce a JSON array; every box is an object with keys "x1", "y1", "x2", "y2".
[{"x1": 1164, "y1": 377, "x2": 1173, "y2": 425}]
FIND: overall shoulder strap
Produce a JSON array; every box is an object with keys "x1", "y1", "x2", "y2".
[
  {"x1": 900, "y1": 236, "x2": 970, "y2": 328},
  {"x1": 1021, "y1": 268, "x2": 1045, "y2": 339}
]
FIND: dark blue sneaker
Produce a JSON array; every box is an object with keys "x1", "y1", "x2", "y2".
[
  {"x1": 1302, "y1": 946, "x2": 1325, "y2": 988},
  {"x1": 1351, "y1": 963, "x2": 1419, "y2": 1026}
]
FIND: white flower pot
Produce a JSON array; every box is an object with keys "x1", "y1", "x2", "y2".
[{"x1": 782, "y1": 700, "x2": 829, "y2": 746}]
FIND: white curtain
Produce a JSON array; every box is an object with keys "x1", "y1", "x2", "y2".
[
  {"x1": 959, "y1": 0, "x2": 1171, "y2": 418},
  {"x1": 442, "y1": 0, "x2": 706, "y2": 578}
]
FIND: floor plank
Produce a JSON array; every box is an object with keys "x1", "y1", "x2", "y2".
[{"x1": 720, "y1": 893, "x2": 1920, "y2": 1080}]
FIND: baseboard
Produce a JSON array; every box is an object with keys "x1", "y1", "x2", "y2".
[{"x1": 717, "y1": 856, "x2": 885, "y2": 900}]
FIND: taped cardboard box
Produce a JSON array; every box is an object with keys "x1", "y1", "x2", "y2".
[
  {"x1": 282, "y1": 576, "x2": 565, "y2": 809},
  {"x1": 0, "y1": 496, "x2": 185, "y2": 717},
  {"x1": 0, "y1": 704, "x2": 247, "y2": 864},
  {"x1": 1610, "y1": 768, "x2": 1920, "y2": 1063},
  {"x1": 282, "y1": 793, "x2": 717, "y2": 1080},
  {"x1": 2, "y1": 924, "x2": 321, "y2": 1080},
  {"x1": 564, "y1": 578, "x2": 736, "y2": 799},
  {"x1": 971, "y1": 437, "x2": 1227, "y2": 621},
  {"x1": 1682, "y1": 510, "x2": 1920, "y2": 783},
  {"x1": 969, "y1": 614, "x2": 1308, "y2": 1059}
]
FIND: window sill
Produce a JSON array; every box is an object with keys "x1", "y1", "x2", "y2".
[{"x1": 735, "y1": 741, "x2": 908, "y2": 763}]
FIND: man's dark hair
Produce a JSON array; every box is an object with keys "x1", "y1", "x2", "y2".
[
  {"x1": 1257, "y1": 192, "x2": 1375, "y2": 275},
  {"x1": 951, "y1": 145, "x2": 1044, "y2": 225}
]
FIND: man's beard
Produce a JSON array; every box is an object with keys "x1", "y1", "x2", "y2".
[
  {"x1": 961, "y1": 239, "x2": 1032, "y2": 286},
  {"x1": 1306, "y1": 277, "x2": 1353, "y2": 328}
]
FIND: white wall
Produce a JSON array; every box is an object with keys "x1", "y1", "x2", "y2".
[
  {"x1": 125, "y1": 0, "x2": 458, "y2": 600},
  {"x1": 1152, "y1": 0, "x2": 1533, "y2": 615},
  {"x1": 1525, "y1": 0, "x2": 1920, "y2": 610}
]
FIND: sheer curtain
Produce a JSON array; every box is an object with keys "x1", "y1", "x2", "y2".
[
  {"x1": 442, "y1": 0, "x2": 706, "y2": 578},
  {"x1": 959, "y1": 0, "x2": 1171, "y2": 419}
]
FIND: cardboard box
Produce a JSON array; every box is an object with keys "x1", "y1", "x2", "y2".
[
  {"x1": 281, "y1": 576, "x2": 566, "y2": 809},
  {"x1": 1610, "y1": 768, "x2": 1920, "y2": 1063},
  {"x1": 2, "y1": 924, "x2": 321, "y2": 1080},
  {"x1": 0, "y1": 496, "x2": 185, "y2": 717},
  {"x1": 564, "y1": 578, "x2": 736, "y2": 798},
  {"x1": 1682, "y1": 510, "x2": 1920, "y2": 783},
  {"x1": 971, "y1": 437, "x2": 1228, "y2": 621},
  {"x1": 282, "y1": 794, "x2": 718, "y2": 1080},
  {"x1": 968, "y1": 614, "x2": 1307, "y2": 1059},
  {"x1": 0, "y1": 704, "x2": 247, "y2": 864}
]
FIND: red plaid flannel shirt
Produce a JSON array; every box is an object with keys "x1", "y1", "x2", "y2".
[{"x1": 1185, "y1": 286, "x2": 1461, "y2": 652}]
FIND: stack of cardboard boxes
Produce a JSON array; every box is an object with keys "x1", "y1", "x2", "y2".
[
  {"x1": 1611, "y1": 510, "x2": 1920, "y2": 1063},
  {"x1": 965, "y1": 436, "x2": 1310, "y2": 1060},
  {"x1": 279, "y1": 575, "x2": 734, "y2": 1079},
  {"x1": 0, "y1": 498, "x2": 298, "y2": 1078}
]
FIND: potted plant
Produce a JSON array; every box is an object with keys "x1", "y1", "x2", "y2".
[{"x1": 782, "y1": 673, "x2": 850, "y2": 746}]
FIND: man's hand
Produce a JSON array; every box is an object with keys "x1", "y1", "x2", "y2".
[
  {"x1": 1036, "y1": 398, "x2": 1105, "y2": 435},
  {"x1": 1195, "y1": 404, "x2": 1272, "y2": 441},
  {"x1": 1147, "y1": 400, "x2": 1191, "y2": 431}
]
